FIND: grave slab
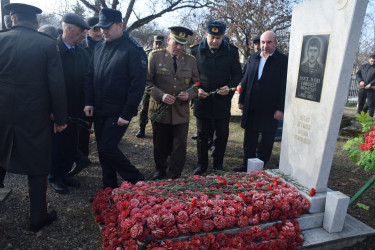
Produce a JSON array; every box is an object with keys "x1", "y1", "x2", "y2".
[{"x1": 301, "y1": 214, "x2": 375, "y2": 249}]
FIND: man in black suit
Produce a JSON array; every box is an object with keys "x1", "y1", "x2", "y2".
[{"x1": 233, "y1": 30, "x2": 287, "y2": 172}]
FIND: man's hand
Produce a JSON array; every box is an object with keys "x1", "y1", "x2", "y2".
[
  {"x1": 84, "y1": 106, "x2": 94, "y2": 117},
  {"x1": 162, "y1": 94, "x2": 176, "y2": 105},
  {"x1": 217, "y1": 85, "x2": 230, "y2": 96},
  {"x1": 238, "y1": 103, "x2": 244, "y2": 110},
  {"x1": 53, "y1": 123, "x2": 67, "y2": 134},
  {"x1": 274, "y1": 110, "x2": 284, "y2": 120},
  {"x1": 365, "y1": 83, "x2": 372, "y2": 89},
  {"x1": 360, "y1": 81, "x2": 365, "y2": 87},
  {"x1": 198, "y1": 88, "x2": 209, "y2": 99},
  {"x1": 177, "y1": 91, "x2": 189, "y2": 101},
  {"x1": 117, "y1": 117, "x2": 129, "y2": 126}
]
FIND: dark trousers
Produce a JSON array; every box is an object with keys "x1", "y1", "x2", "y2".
[
  {"x1": 139, "y1": 92, "x2": 150, "y2": 128},
  {"x1": 49, "y1": 124, "x2": 79, "y2": 184},
  {"x1": 75, "y1": 117, "x2": 92, "y2": 165},
  {"x1": 358, "y1": 88, "x2": 375, "y2": 117},
  {"x1": 196, "y1": 117, "x2": 229, "y2": 168},
  {"x1": 28, "y1": 174, "x2": 47, "y2": 226},
  {"x1": 152, "y1": 122, "x2": 188, "y2": 179},
  {"x1": 243, "y1": 126, "x2": 275, "y2": 167},
  {"x1": 0, "y1": 167, "x2": 5, "y2": 187},
  {"x1": 95, "y1": 117, "x2": 142, "y2": 188}
]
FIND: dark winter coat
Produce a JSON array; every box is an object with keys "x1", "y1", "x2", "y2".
[
  {"x1": 85, "y1": 32, "x2": 147, "y2": 121},
  {"x1": 0, "y1": 24, "x2": 67, "y2": 175},
  {"x1": 356, "y1": 62, "x2": 375, "y2": 86},
  {"x1": 190, "y1": 39, "x2": 243, "y2": 119},
  {"x1": 57, "y1": 36, "x2": 90, "y2": 119},
  {"x1": 239, "y1": 49, "x2": 288, "y2": 132}
]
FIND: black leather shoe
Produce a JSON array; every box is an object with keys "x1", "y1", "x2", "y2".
[
  {"x1": 233, "y1": 165, "x2": 247, "y2": 172},
  {"x1": 152, "y1": 171, "x2": 166, "y2": 180},
  {"x1": 63, "y1": 176, "x2": 80, "y2": 188},
  {"x1": 130, "y1": 173, "x2": 145, "y2": 184},
  {"x1": 214, "y1": 164, "x2": 224, "y2": 171},
  {"x1": 49, "y1": 182, "x2": 69, "y2": 194},
  {"x1": 191, "y1": 135, "x2": 198, "y2": 140},
  {"x1": 136, "y1": 127, "x2": 145, "y2": 138},
  {"x1": 193, "y1": 165, "x2": 207, "y2": 175},
  {"x1": 30, "y1": 210, "x2": 57, "y2": 232},
  {"x1": 68, "y1": 160, "x2": 91, "y2": 176}
]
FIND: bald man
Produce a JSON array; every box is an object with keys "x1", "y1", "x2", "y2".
[{"x1": 234, "y1": 31, "x2": 288, "y2": 171}]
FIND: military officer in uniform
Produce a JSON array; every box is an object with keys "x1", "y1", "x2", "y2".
[
  {"x1": 0, "y1": 3, "x2": 67, "y2": 231},
  {"x1": 148, "y1": 26, "x2": 199, "y2": 180},
  {"x1": 190, "y1": 20, "x2": 242, "y2": 175},
  {"x1": 136, "y1": 35, "x2": 165, "y2": 138}
]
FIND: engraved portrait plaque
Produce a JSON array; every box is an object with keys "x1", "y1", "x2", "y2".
[{"x1": 295, "y1": 35, "x2": 329, "y2": 102}]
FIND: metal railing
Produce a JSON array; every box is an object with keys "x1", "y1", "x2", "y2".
[{"x1": 347, "y1": 75, "x2": 358, "y2": 104}]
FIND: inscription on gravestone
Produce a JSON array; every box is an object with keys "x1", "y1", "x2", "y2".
[{"x1": 296, "y1": 35, "x2": 329, "y2": 102}]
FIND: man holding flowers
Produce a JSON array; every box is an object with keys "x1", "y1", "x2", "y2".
[
  {"x1": 190, "y1": 20, "x2": 242, "y2": 175},
  {"x1": 147, "y1": 26, "x2": 199, "y2": 180}
]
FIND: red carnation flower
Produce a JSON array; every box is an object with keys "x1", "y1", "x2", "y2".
[
  {"x1": 202, "y1": 220, "x2": 215, "y2": 232},
  {"x1": 226, "y1": 216, "x2": 237, "y2": 228},
  {"x1": 130, "y1": 223, "x2": 143, "y2": 239},
  {"x1": 147, "y1": 214, "x2": 162, "y2": 230},
  {"x1": 237, "y1": 216, "x2": 249, "y2": 228},
  {"x1": 214, "y1": 215, "x2": 227, "y2": 229},
  {"x1": 189, "y1": 197, "x2": 197, "y2": 210},
  {"x1": 309, "y1": 188, "x2": 316, "y2": 197},
  {"x1": 177, "y1": 222, "x2": 191, "y2": 234},
  {"x1": 194, "y1": 81, "x2": 200, "y2": 87},
  {"x1": 151, "y1": 228, "x2": 165, "y2": 239},
  {"x1": 190, "y1": 217, "x2": 203, "y2": 233},
  {"x1": 161, "y1": 212, "x2": 175, "y2": 227},
  {"x1": 175, "y1": 210, "x2": 189, "y2": 224},
  {"x1": 238, "y1": 86, "x2": 242, "y2": 94},
  {"x1": 165, "y1": 225, "x2": 179, "y2": 238}
]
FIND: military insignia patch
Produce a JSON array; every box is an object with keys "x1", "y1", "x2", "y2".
[
  {"x1": 212, "y1": 27, "x2": 219, "y2": 33},
  {"x1": 185, "y1": 78, "x2": 190, "y2": 85},
  {"x1": 179, "y1": 32, "x2": 186, "y2": 37}
]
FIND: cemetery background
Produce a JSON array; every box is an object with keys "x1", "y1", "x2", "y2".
[{"x1": 0, "y1": 112, "x2": 374, "y2": 249}]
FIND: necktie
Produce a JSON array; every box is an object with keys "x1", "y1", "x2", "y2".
[{"x1": 173, "y1": 56, "x2": 177, "y2": 72}]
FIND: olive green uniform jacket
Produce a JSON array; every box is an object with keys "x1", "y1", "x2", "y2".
[{"x1": 147, "y1": 48, "x2": 199, "y2": 125}]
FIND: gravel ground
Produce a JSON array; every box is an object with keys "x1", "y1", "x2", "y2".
[{"x1": 0, "y1": 114, "x2": 374, "y2": 249}]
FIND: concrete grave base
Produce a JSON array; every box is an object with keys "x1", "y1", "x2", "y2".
[
  {"x1": 301, "y1": 214, "x2": 375, "y2": 249},
  {"x1": 0, "y1": 188, "x2": 12, "y2": 205}
]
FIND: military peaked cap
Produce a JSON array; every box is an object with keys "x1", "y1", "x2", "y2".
[
  {"x1": 4, "y1": 3, "x2": 42, "y2": 15},
  {"x1": 96, "y1": 8, "x2": 122, "y2": 29},
  {"x1": 168, "y1": 26, "x2": 193, "y2": 45}
]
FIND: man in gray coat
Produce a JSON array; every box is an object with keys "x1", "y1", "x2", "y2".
[{"x1": 0, "y1": 3, "x2": 67, "y2": 232}]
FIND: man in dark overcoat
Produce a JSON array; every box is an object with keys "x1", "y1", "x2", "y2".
[
  {"x1": 233, "y1": 30, "x2": 288, "y2": 172},
  {"x1": 190, "y1": 20, "x2": 242, "y2": 175},
  {"x1": 0, "y1": 3, "x2": 67, "y2": 231},
  {"x1": 84, "y1": 8, "x2": 147, "y2": 188},
  {"x1": 48, "y1": 13, "x2": 90, "y2": 194}
]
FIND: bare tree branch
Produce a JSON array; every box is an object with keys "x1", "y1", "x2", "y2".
[{"x1": 123, "y1": 0, "x2": 136, "y2": 28}]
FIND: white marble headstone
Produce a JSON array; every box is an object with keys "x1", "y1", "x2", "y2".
[{"x1": 279, "y1": 0, "x2": 368, "y2": 192}]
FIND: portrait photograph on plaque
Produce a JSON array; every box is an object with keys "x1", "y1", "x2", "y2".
[{"x1": 295, "y1": 34, "x2": 329, "y2": 102}]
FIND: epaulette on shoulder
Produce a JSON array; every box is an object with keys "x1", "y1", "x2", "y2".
[
  {"x1": 151, "y1": 48, "x2": 166, "y2": 54},
  {"x1": 189, "y1": 43, "x2": 199, "y2": 48},
  {"x1": 183, "y1": 51, "x2": 195, "y2": 58}
]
